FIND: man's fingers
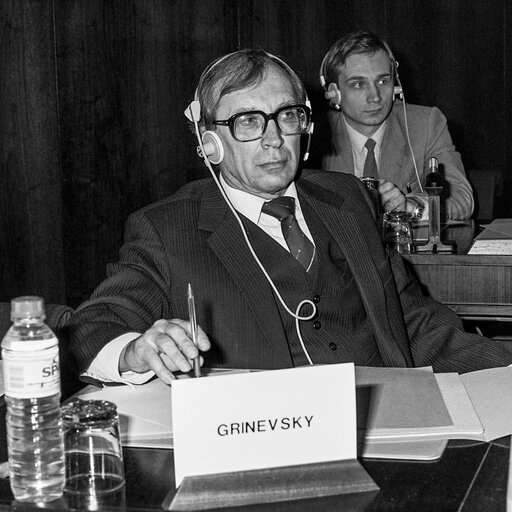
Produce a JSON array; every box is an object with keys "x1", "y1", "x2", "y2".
[
  {"x1": 122, "y1": 318, "x2": 211, "y2": 379},
  {"x1": 163, "y1": 319, "x2": 211, "y2": 352},
  {"x1": 155, "y1": 331, "x2": 194, "y2": 372},
  {"x1": 382, "y1": 191, "x2": 406, "y2": 212},
  {"x1": 146, "y1": 350, "x2": 176, "y2": 384}
]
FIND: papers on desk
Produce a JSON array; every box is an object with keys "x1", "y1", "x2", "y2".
[
  {"x1": 74, "y1": 368, "x2": 249, "y2": 448},
  {"x1": 73, "y1": 365, "x2": 512, "y2": 462},
  {"x1": 468, "y1": 240, "x2": 512, "y2": 255},
  {"x1": 458, "y1": 367, "x2": 512, "y2": 442},
  {"x1": 356, "y1": 367, "x2": 483, "y2": 442},
  {"x1": 468, "y1": 218, "x2": 512, "y2": 254}
]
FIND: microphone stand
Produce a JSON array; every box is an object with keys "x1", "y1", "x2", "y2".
[{"x1": 415, "y1": 158, "x2": 454, "y2": 254}]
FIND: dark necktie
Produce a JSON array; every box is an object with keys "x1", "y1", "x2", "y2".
[
  {"x1": 261, "y1": 196, "x2": 315, "y2": 270},
  {"x1": 363, "y1": 138, "x2": 378, "y2": 178}
]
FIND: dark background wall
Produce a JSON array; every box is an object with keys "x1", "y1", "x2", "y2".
[{"x1": 2, "y1": 0, "x2": 511, "y2": 306}]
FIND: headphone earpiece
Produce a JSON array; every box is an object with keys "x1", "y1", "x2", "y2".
[
  {"x1": 325, "y1": 83, "x2": 341, "y2": 108},
  {"x1": 200, "y1": 130, "x2": 224, "y2": 165},
  {"x1": 393, "y1": 85, "x2": 403, "y2": 99},
  {"x1": 185, "y1": 100, "x2": 224, "y2": 164}
]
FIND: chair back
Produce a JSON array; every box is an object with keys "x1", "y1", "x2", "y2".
[{"x1": 466, "y1": 169, "x2": 503, "y2": 221}]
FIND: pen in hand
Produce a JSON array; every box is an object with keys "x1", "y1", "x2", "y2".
[{"x1": 187, "y1": 283, "x2": 202, "y2": 378}]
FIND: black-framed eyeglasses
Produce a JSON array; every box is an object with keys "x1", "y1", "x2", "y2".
[{"x1": 212, "y1": 104, "x2": 311, "y2": 142}]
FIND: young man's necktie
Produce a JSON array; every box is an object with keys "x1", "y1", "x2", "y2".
[{"x1": 363, "y1": 138, "x2": 378, "y2": 177}]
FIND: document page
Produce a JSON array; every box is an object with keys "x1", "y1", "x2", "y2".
[
  {"x1": 460, "y1": 367, "x2": 512, "y2": 442},
  {"x1": 468, "y1": 239, "x2": 512, "y2": 255},
  {"x1": 468, "y1": 218, "x2": 512, "y2": 254},
  {"x1": 75, "y1": 368, "x2": 248, "y2": 448}
]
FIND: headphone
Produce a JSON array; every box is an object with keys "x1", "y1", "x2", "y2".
[
  {"x1": 184, "y1": 50, "x2": 318, "y2": 365},
  {"x1": 319, "y1": 38, "x2": 402, "y2": 109},
  {"x1": 185, "y1": 51, "x2": 314, "y2": 165}
]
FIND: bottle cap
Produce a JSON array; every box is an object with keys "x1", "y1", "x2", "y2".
[{"x1": 10, "y1": 296, "x2": 46, "y2": 321}]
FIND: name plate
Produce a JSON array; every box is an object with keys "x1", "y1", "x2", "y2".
[{"x1": 171, "y1": 363, "x2": 356, "y2": 486}]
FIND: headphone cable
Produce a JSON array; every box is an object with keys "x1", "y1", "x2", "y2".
[
  {"x1": 190, "y1": 111, "x2": 316, "y2": 365},
  {"x1": 397, "y1": 79, "x2": 424, "y2": 193}
]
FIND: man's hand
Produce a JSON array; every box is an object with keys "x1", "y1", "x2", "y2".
[
  {"x1": 377, "y1": 180, "x2": 406, "y2": 212},
  {"x1": 119, "y1": 319, "x2": 211, "y2": 384}
]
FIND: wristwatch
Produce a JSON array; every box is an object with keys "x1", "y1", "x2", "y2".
[{"x1": 407, "y1": 198, "x2": 425, "y2": 220}]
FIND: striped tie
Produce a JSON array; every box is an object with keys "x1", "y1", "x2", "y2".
[{"x1": 261, "y1": 196, "x2": 315, "y2": 270}]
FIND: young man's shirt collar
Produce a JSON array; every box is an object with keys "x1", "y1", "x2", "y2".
[{"x1": 344, "y1": 116, "x2": 387, "y2": 177}]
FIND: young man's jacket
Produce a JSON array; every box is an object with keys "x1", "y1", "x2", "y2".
[{"x1": 322, "y1": 101, "x2": 474, "y2": 220}]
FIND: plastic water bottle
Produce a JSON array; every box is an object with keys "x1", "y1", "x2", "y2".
[{"x1": 2, "y1": 296, "x2": 65, "y2": 502}]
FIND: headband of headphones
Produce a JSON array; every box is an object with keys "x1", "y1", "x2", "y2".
[{"x1": 185, "y1": 49, "x2": 314, "y2": 164}]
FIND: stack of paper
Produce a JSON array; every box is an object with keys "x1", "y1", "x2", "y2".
[
  {"x1": 74, "y1": 368, "x2": 249, "y2": 448},
  {"x1": 468, "y1": 218, "x2": 512, "y2": 254},
  {"x1": 75, "y1": 377, "x2": 173, "y2": 448},
  {"x1": 74, "y1": 365, "x2": 512, "y2": 462},
  {"x1": 355, "y1": 367, "x2": 483, "y2": 461},
  {"x1": 356, "y1": 367, "x2": 483, "y2": 442}
]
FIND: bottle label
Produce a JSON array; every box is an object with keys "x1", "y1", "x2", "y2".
[{"x1": 2, "y1": 344, "x2": 60, "y2": 398}]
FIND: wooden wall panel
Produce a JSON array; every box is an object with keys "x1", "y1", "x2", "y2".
[
  {"x1": 54, "y1": 0, "x2": 239, "y2": 304},
  {"x1": 495, "y1": 0, "x2": 512, "y2": 217},
  {"x1": 386, "y1": 0, "x2": 505, "y2": 170},
  {"x1": 0, "y1": 0, "x2": 65, "y2": 303}
]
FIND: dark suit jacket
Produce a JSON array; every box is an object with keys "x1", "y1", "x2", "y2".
[
  {"x1": 322, "y1": 101, "x2": 474, "y2": 220},
  {"x1": 66, "y1": 170, "x2": 511, "y2": 375}
]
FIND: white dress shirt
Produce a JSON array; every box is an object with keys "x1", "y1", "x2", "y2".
[
  {"x1": 218, "y1": 174, "x2": 315, "y2": 249},
  {"x1": 344, "y1": 117, "x2": 387, "y2": 178}
]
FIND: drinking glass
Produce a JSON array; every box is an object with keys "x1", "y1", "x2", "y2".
[
  {"x1": 62, "y1": 398, "x2": 126, "y2": 510},
  {"x1": 382, "y1": 211, "x2": 414, "y2": 254}
]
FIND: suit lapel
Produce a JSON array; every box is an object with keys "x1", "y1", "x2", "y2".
[
  {"x1": 379, "y1": 107, "x2": 408, "y2": 187},
  {"x1": 198, "y1": 185, "x2": 292, "y2": 365},
  {"x1": 298, "y1": 184, "x2": 387, "y2": 318},
  {"x1": 325, "y1": 110, "x2": 355, "y2": 173}
]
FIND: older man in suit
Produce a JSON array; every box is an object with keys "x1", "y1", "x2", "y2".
[
  {"x1": 66, "y1": 48, "x2": 510, "y2": 387},
  {"x1": 320, "y1": 31, "x2": 473, "y2": 220}
]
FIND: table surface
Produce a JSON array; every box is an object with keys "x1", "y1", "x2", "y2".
[
  {"x1": 0, "y1": 427, "x2": 508, "y2": 511},
  {"x1": 1, "y1": 222, "x2": 511, "y2": 511}
]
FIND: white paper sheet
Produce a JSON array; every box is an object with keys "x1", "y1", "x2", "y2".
[
  {"x1": 460, "y1": 367, "x2": 512, "y2": 442},
  {"x1": 74, "y1": 368, "x2": 248, "y2": 447},
  {"x1": 468, "y1": 239, "x2": 512, "y2": 255}
]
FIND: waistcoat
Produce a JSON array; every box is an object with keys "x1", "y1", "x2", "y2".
[{"x1": 245, "y1": 203, "x2": 383, "y2": 367}]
